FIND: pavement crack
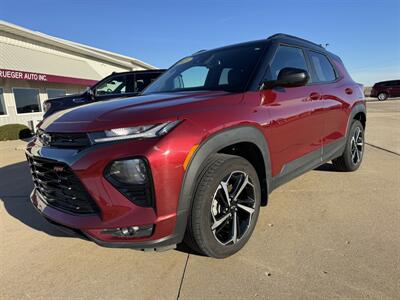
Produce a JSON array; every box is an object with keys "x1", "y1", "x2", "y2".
[
  {"x1": 365, "y1": 143, "x2": 400, "y2": 156},
  {"x1": 177, "y1": 253, "x2": 190, "y2": 299}
]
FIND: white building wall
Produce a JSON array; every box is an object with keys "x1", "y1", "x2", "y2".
[
  {"x1": 0, "y1": 24, "x2": 151, "y2": 129},
  {"x1": 0, "y1": 78, "x2": 85, "y2": 128},
  {"x1": 0, "y1": 31, "x2": 138, "y2": 80}
]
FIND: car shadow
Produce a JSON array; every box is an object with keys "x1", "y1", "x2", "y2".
[
  {"x1": 0, "y1": 161, "x2": 69, "y2": 237},
  {"x1": 2, "y1": 159, "x2": 337, "y2": 255},
  {"x1": 314, "y1": 162, "x2": 342, "y2": 172}
]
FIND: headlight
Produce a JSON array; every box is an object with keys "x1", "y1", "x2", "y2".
[{"x1": 88, "y1": 120, "x2": 181, "y2": 143}]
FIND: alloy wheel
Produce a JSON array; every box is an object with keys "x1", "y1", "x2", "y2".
[
  {"x1": 350, "y1": 126, "x2": 363, "y2": 165},
  {"x1": 210, "y1": 171, "x2": 256, "y2": 245},
  {"x1": 378, "y1": 93, "x2": 387, "y2": 101}
]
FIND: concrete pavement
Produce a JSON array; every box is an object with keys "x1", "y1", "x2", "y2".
[{"x1": 1, "y1": 101, "x2": 399, "y2": 299}]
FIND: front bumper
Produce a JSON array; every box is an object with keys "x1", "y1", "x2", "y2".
[{"x1": 26, "y1": 128, "x2": 197, "y2": 249}]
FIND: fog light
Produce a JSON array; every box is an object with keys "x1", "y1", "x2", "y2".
[
  {"x1": 108, "y1": 158, "x2": 147, "y2": 185},
  {"x1": 101, "y1": 224, "x2": 153, "y2": 238}
]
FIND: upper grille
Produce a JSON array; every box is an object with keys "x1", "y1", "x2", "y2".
[
  {"x1": 27, "y1": 155, "x2": 99, "y2": 214},
  {"x1": 37, "y1": 130, "x2": 91, "y2": 149}
]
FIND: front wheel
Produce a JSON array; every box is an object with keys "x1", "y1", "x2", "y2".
[
  {"x1": 332, "y1": 120, "x2": 364, "y2": 171},
  {"x1": 184, "y1": 154, "x2": 261, "y2": 258}
]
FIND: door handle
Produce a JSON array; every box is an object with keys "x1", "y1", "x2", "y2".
[
  {"x1": 309, "y1": 92, "x2": 321, "y2": 100},
  {"x1": 345, "y1": 88, "x2": 353, "y2": 95}
]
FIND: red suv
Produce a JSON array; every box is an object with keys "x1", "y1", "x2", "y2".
[
  {"x1": 370, "y1": 80, "x2": 400, "y2": 101},
  {"x1": 26, "y1": 34, "x2": 366, "y2": 258}
]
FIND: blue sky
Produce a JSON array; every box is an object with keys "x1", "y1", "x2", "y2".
[{"x1": 1, "y1": 0, "x2": 399, "y2": 86}]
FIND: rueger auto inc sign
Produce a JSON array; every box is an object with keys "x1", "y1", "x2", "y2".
[
  {"x1": 0, "y1": 68, "x2": 98, "y2": 86},
  {"x1": 0, "y1": 69, "x2": 48, "y2": 81}
]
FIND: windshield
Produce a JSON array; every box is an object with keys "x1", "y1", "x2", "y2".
[{"x1": 143, "y1": 42, "x2": 266, "y2": 94}]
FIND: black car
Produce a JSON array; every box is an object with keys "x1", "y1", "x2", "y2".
[{"x1": 43, "y1": 69, "x2": 165, "y2": 118}]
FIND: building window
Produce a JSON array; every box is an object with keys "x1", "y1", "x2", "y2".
[
  {"x1": 0, "y1": 88, "x2": 6, "y2": 116},
  {"x1": 47, "y1": 89, "x2": 66, "y2": 99},
  {"x1": 13, "y1": 88, "x2": 41, "y2": 114}
]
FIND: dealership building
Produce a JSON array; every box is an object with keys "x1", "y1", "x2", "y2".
[{"x1": 0, "y1": 21, "x2": 154, "y2": 128}]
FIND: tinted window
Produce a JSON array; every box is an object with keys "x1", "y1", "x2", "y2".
[
  {"x1": 143, "y1": 42, "x2": 266, "y2": 94},
  {"x1": 13, "y1": 88, "x2": 41, "y2": 114},
  {"x1": 267, "y1": 45, "x2": 308, "y2": 80},
  {"x1": 95, "y1": 75, "x2": 126, "y2": 96},
  {"x1": 133, "y1": 73, "x2": 164, "y2": 93},
  {"x1": 385, "y1": 81, "x2": 400, "y2": 87},
  {"x1": 0, "y1": 88, "x2": 6, "y2": 115},
  {"x1": 47, "y1": 89, "x2": 66, "y2": 99},
  {"x1": 309, "y1": 51, "x2": 336, "y2": 82}
]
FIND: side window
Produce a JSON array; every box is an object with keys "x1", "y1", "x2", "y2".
[
  {"x1": 178, "y1": 66, "x2": 209, "y2": 88},
  {"x1": 267, "y1": 45, "x2": 308, "y2": 80},
  {"x1": 95, "y1": 75, "x2": 126, "y2": 96},
  {"x1": 309, "y1": 51, "x2": 337, "y2": 82}
]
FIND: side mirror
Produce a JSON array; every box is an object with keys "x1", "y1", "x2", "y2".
[{"x1": 262, "y1": 67, "x2": 309, "y2": 89}]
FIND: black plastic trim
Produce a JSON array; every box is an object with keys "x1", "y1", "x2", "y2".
[
  {"x1": 172, "y1": 126, "x2": 272, "y2": 244},
  {"x1": 103, "y1": 156, "x2": 156, "y2": 209}
]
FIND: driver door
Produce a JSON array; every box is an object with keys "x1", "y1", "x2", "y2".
[{"x1": 260, "y1": 45, "x2": 324, "y2": 177}]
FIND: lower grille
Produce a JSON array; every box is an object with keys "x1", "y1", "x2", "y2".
[{"x1": 27, "y1": 155, "x2": 99, "y2": 214}]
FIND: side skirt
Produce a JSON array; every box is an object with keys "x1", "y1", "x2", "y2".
[{"x1": 270, "y1": 138, "x2": 346, "y2": 191}]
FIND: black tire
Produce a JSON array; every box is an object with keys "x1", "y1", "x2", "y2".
[
  {"x1": 332, "y1": 120, "x2": 364, "y2": 172},
  {"x1": 184, "y1": 154, "x2": 261, "y2": 258},
  {"x1": 377, "y1": 92, "x2": 388, "y2": 101}
]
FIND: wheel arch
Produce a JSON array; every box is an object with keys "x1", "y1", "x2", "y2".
[
  {"x1": 347, "y1": 103, "x2": 366, "y2": 135},
  {"x1": 176, "y1": 126, "x2": 272, "y2": 235}
]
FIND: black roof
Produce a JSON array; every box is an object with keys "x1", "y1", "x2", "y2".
[
  {"x1": 110, "y1": 69, "x2": 166, "y2": 76},
  {"x1": 375, "y1": 79, "x2": 400, "y2": 84},
  {"x1": 193, "y1": 33, "x2": 332, "y2": 57},
  {"x1": 267, "y1": 33, "x2": 325, "y2": 51}
]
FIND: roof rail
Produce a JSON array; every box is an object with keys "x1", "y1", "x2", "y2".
[{"x1": 267, "y1": 33, "x2": 324, "y2": 48}]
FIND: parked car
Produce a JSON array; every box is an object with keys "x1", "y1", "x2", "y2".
[
  {"x1": 26, "y1": 34, "x2": 366, "y2": 258},
  {"x1": 42, "y1": 69, "x2": 165, "y2": 118},
  {"x1": 370, "y1": 80, "x2": 400, "y2": 101}
]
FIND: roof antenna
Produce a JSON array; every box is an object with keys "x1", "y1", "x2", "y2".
[{"x1": 320, "y1": 43, "x2": 330, "y2": 48}]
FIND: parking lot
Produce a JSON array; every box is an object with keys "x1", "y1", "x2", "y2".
[{"x1": 1, "y1": 100, "x2": 399, "y2": 299}]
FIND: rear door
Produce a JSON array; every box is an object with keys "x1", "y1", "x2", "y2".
[
  {"x1": 260, "y1": 45, "x2": 324, "y2": 177},
  {"x1": 307, "y1": 50, "x2": 349, "y2": 158}
]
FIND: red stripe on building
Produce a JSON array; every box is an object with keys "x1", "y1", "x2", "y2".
[{"x1": 0, "y1": 68, "x2": 98, "y2": 86}]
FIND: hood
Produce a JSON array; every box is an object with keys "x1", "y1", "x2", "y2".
[
  {"x1": 45, "y1": 92, "x2": 86, "y2": 104},
  {"x1": 40, "y1": 91, "x2": 241, "y2": 132}
]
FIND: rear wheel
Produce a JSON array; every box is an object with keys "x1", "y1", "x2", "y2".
[
  {"x1": 377, "y1": 92, "x2": 388, "y2": 101},
  {"x1": 184, "y1": 154, "x2": 261, "y2": 258},
  {"x1": 332, "y1": 120, "x2": 364, "y2": 171}
]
